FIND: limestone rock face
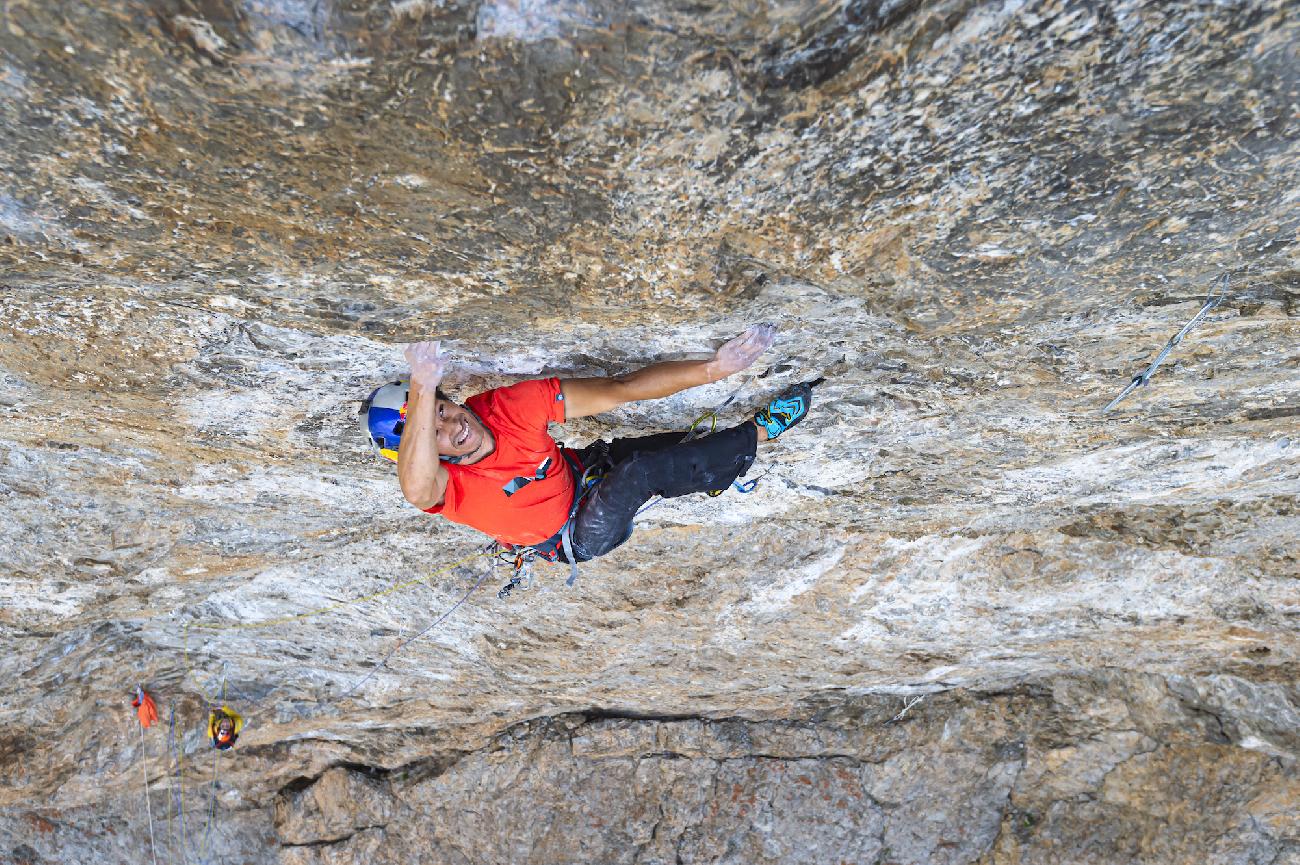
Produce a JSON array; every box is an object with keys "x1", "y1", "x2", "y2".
[
  {"x1": 143, "y1": 676, "x2": 1300, "y2": 865},
  {"x1": 273, "y1": 765, "x2": 403, "y2": 847},
  {"x1": 0, "y1": 0, "x2": 1297, "y2": 862}
]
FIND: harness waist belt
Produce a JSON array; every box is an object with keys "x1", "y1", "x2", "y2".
[{"x1": 528, "y1": 449, "x2": 603, "y2": 585}]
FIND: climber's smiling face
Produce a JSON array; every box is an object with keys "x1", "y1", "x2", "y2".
[{"x1": 435, "y1": 397, "x2": 494, "y2": 464}]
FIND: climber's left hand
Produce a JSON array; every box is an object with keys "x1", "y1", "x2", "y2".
[{"x1": 706, "y1": 323, "x2": 777, "y2": 380}]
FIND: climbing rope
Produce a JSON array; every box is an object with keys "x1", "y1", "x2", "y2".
[
  {"x1": 185, "y1": 548, "x2": 486, "y2": 635},
  {"x1": 181, "y1": 548, "x2": 488, "y2": 708},
  {"x1": 192, "y1": 675, "x2": 227, "y2": 863},
  {"x1": 166, "y1": 706, "x2": 190, "y2": 865},
  {"x1": 136, "y1": 711, "x2": 159, "y2": 865},
  {"x1": 329, "y1": 556, "x2": 493, "y2": 702},
  {"x1": 1104, "y1": 274, "x2": 1230, "y2": 412},
  {"x1": 197, "y1": 744, "x2": 221, "y2": 863}
]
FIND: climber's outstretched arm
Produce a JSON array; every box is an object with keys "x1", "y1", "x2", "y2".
[
  {"x1": 397, "y1": 341, "x2": 450, "y2": 509},
  {"x1": 560, "y1": 324, "x2": 775, "y2": 420}
]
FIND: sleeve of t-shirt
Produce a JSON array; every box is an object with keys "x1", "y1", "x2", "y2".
[
  {"x1": 480, "y1": 377, "x2": 567, "y2": 429},
  {"x1": 421, "y1": 472, "x2": 457, "y2": 515}
]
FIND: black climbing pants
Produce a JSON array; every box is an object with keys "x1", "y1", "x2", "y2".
[{"x1": 565, "y1": 421, "x2": 758, "y2": 561}]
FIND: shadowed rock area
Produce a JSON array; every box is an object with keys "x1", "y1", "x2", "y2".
[{"x1": 0, "y1": 0, "x2": 1296, "y2": 862}]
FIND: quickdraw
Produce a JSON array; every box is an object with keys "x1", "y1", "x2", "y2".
[
  {"x1": 494, "y1": 545, "x2": 536, "y2": 599},
  {"x1": 1104, "y1": 274, "x2": 1230, "y2": 412},
  {"x1": 707, "y1": 469, "x2": 770, "y2": 497}
]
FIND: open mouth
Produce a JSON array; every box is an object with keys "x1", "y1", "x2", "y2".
[{"x1": 454, "y1": 417, "x2": 470, "y2": 449}]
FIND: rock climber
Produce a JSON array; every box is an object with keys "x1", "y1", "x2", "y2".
[
  {"x1": 208, "y1": 706, "x2": 243, "y2": 750},
  {"x1": 361, "y1": 324, "x2": 814, "y2": 577}
]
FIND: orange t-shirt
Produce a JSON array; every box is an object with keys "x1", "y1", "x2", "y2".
[{"x1": 423, "y1": 377, "x2": 577, "y2": 545}]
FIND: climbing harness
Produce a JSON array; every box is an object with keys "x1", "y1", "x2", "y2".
[
  {"x1": 526, "y1": 449, "x2": 607, "y2": 587},
  {"x1": 1104, "y1": 275, "x2": 1230, "y2": 412}
]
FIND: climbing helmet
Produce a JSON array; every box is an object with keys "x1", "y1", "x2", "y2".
[{"x1": 360, "y1": 381, "x2": 409, "y2": 462}]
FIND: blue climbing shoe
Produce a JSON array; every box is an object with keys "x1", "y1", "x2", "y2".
[{"x1": 754, "y1": 380, "x2": 817, "y2": 440}]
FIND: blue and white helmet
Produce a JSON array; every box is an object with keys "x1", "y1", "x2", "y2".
[{"x1": 360, "y1": 381, "x2": 408, "y2": 462}]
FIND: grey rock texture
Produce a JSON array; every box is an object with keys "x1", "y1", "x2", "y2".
[
  {"x1": 274, "y1": 765, "x2": 403, "y2": 846},
  {"x1": 0, "y1": 0, "x2": 1297, "y2": 862},
  {"x1": 8, "y1": 675, "x2": 1298, "y2": 864}
]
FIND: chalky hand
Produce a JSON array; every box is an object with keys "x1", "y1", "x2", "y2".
[
  {"x1": 404, "y1": 340, "x2": 448, "y2": 392},
  {"x1": 707, "y1": 323, "x2": 777, "y2": 380}
]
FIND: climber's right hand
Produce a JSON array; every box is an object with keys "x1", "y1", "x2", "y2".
[{"x1": 404, "y1": 340, "x2": 447, "y2": 393}]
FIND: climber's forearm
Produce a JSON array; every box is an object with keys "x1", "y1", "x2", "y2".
[
  {"x1": 560, "y1": 359, "x2": 720, "y2": 419},
  {"x1": 559, "y1": 324, "x2": 775, "y2": 420},
  {"x1": 396, "y1": 383, "x2": 447, "y2": 509}
]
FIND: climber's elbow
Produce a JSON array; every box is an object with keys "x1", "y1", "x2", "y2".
[{"x1": 399, "y1": 461, "x2": 447, "y2": 511}]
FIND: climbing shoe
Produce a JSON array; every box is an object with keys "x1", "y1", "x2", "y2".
[{"x1": 754, "y1": 380, "x2": 817, "y2": 440}]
